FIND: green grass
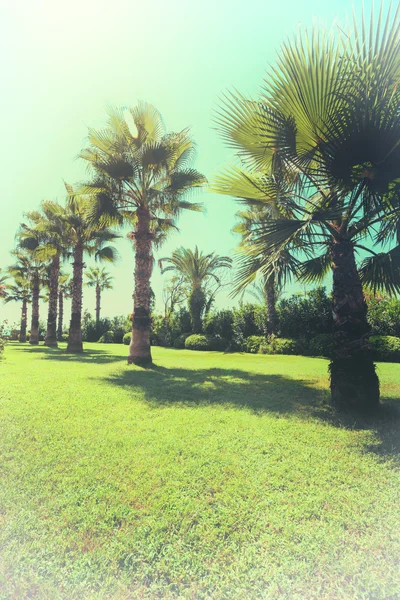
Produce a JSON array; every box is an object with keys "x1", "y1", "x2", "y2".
[{"x1": 0, "y1": 343, "x2": 399, "y2": 600}]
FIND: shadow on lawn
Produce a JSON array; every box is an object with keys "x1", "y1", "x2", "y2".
[
  {"x1": 103, "y1": 364, "x2": 400, "y2": 462},
  {"x1": 16, "y1": 344, "x2": 125, "y2": 364}
]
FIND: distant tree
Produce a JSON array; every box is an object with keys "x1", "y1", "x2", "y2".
[
  {"x1": 3, "y1": 276, "x2": 31, "y2": 342},
  {"x1": 159, "y1": 246, "x2": 232, "y2": 333},
  {"x1": 85, "y1": 267, "x2": 114, "y2": 330}
]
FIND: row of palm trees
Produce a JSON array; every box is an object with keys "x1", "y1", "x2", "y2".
[{"x1": 3, "y1": 4, "x2": 400, "y2": 413}]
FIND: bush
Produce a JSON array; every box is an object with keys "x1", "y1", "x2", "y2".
[
  {"x1": 173, "y1": 333, "x2": 191, "y2": 349},
  {"x1": 82, "y1": 311, "x2": 112, "y2": 342},
  {"x1": 0, "y1": 338, "x2": 4, "y2": 354},
  {"x1": 366, "y1": 293, "x2": 400, "y2": 336},
  {"x1": 232, "y1": 304, "x2": 267, "y2": 348},
  {"x1": 244, "y1": 335, "x2": 267, "y2": 354},
  {"x1": 123, "y1": 332, "x2": 131, "y2": 345},
  {"x1": 278, "y1": 288, "x2": 333, "y2": 339},
  {"x1": 98, "y1": 330, "x2": 115, "y2": 343},
  {"x1": 185, "y1": 334, "x2": 227, "y2": 351},
  {"x1": 203, "y1": 309, "x2": 235, "y2": 341},
  {"x1": 263, "y1": 337, "x2": 302, "y2": 355},
  {"x1": 370, "y1": 336, "x2": 400, "y2": 362},
  {"x1": 110, "y1": 315, "x2": 131, "y2": 343},
  {"x1": 307, "y1": 333, "x2": 335, "y2": 358}
]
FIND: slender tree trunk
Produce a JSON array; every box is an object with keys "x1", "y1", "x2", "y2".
[
  {"x1": 30, "y1": 271, "x2": 40, "y2": 345},
  {"x1": 129, "y1": 208, "x2": 153, "y2": 366},
  {"x1": 19, "y1": 299, "x2": 27, "y2": 343},
  {"x1": 95, "y1": 285, "x2": 101, "y2": 331},
  {"x1": 57, "y1": 291, "x2": 63, "y2": 341},
  {"x1": 265, "y1": 276, "x2": 278, "y2": 335},
  {"x1": 330, "y1": 237, "x2": 380, "y2": 411},
  {"x1": 45, "y1": 255, "x2": 60, "y2": 347},
  {"x1": 189, "y1": 287, "x2": 206, "y2": 334},
  {"x1": 67, "y1": 244, "x2": 84, "y2": 353}
]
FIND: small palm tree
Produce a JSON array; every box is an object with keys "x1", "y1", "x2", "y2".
[
  {"x1": 79, "y1": 103, "x2": 206, "y2": 365},
  {"x1": 8, "y1": 250, "x2": 46, "y2": 345},
  {"x1": 63, "y1": 189, "x2": 119, "y2": 352},
  {"x1": 159, "y1": 246, "x2": 232, "y2": 333},
  {"x1": 3, "y1": 276, "x2": 31, "y2": 342},
  {"x1": 57, "y1": 274, "x2": 71, "y2": 341},
  {"x1": 85, "y1": 267, "x2": 114, "y2": 329}
]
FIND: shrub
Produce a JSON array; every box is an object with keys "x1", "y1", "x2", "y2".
[
  {"x1": 185, "y1": 334, "x2": 227, "y2": 351},
  {"x1": 203, "y1": 309, "x2": 235, "y2": 341},
  {"x1": 244, "y1": 335, "x2": 267, "y2": 354},
  {"x1": 173, "y1": 333, "x2": 191, "y2": 349},
  {"x1": 370, "y1": 336, "x2": 400, "y2": 362},
  {"x1": 110, "y1": 315, "x2": 131, "y2": 343},
  {"x1": 98, "y1": 330, "x2": 115, "y2": 343},
  {"x1": 263, "y1": 337, "x2": 301, "y2": 355},
  {"x1": 82, "y1": 311, "x2": 112, "y2": 342},
  {"x1": 232, "y1": 304, "x2": 267, "y2": 348},
  {"x1": 366, "y1": 294, "x2": 400, "y2": 336},
  {"x1": 0, "y1": 338, "x2": 4, "y2": 354},
  {"x1": 123, "y1": 332, "x2": 131, "y2": 345},
  {"x1": 278, "y1": 288, "x2": 333, "y2": 339},
  {"x1": 308, "y1": 333, "x2": 335, "y2": 358}
]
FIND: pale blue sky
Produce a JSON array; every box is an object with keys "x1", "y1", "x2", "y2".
[{"x1": 1, "y1": 0, "x2": 366, "y2": 324}]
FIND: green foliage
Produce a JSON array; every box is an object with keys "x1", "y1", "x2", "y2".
[
  {"x1": 110, "y1": 315, "x2": 130, "y2": 343},
  {"x1": 98, "y1": 330, "x2": 115, "y2": 343},
  {"x1": 366, "y1": 293, "x2": 400, "y2": 337},
  {"x1": 244, "y1": 335, "x2": 267, "y2": 354},
  {"x1": 233, "y1": 304, "x2": 267, "y2": 348},
  {"x1": 123, "y1": 332, "x2": 131, "y2": 345},
  {"x1": 173, "y1": 333, "x2": 191, "y2": 349},
  {"x1": 185, "y1": 334, "x2": 227, "y2": 351},
  {"x1": 370, "y1": 336, "x2": 400, "y2": 363},
  {"x1": 203, "y1": 309, "x2": 235, "y2": 341},
  {"x1": 307, "y1": 334, "x2": 335, "y2": 358},
  {"x1": 151, "y1": 309, "x2": 192, "y2": 347},
  {"x1": 278, "y1": 288, "x2": 333, "y2": 339},
  {"x1": 262, "y1": 337, "x2": 302, "y2": 356}
]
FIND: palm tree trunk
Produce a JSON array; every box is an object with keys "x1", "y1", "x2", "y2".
[
  {"x1": 19, "y1": 299, "x2": 27, "y2": 343},
  {"x1": 67, "y1": 244, "x2": 84, "y2": 353},
  {"x1": 45, "y1": 255, "x2": 60, "y2": 347},
  {"x1": 189, "y1": 287, "x2": 206, "y2": 334},
  {"x1": 57, "y1": 291, "x2": 63, "y2": 341},
  {"x1": 265, "y1": 276, "x2": 278, "y2": 335},
  {"x1": 129, "y1": 208, "x2": 153, "y2": 366},
  {"x1": 95, "y1": 285, "x2": 101, "y2": 331},
  {"x1": 30, "y1": 271, "x2": 40, "y2": 345},
  {"x1": 330, "y1": 237, "x2": 380, "y2": 411}
]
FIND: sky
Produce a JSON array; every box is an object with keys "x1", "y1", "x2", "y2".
[{"x1": 0, "y1": 0, "x2": 369, "y2": 326}]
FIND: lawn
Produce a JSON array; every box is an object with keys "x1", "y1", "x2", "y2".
[{"x1": 0, "y1": 343, "x2": 399, "y2": 600}]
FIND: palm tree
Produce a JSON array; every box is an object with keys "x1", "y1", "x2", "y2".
[
  {"x1": 63, "y1": 190, "x2": 119, "y2": 353},
  {"x1": 3, "y1": 276, "x2": 31, "y2": 342},
  {"x1": 230, "y1": 201, "x2": 300, "y2": 335},
  {"x1": 85, "y1": 267, "x2": 114, "y2": 329},
  {"x1": 79, "y1": 103, "x2": 206, "y2": 365},
  {"x1": 0, "y1": 269, "x2": 8, "y2": 299},
  {"x1": 8, "y1": 250, "x2": 46, "y2": 345},
  {"x1": 214, "y1": 5, "x2": 400, "y2": 411},
  {"x1": 159, "y1": 246, "x2": 232, "y2": 333},
  {"x1": 19, "y1": 202, "x2": 70, "y2": 347},
  {"x1": 57, "y1": 273, "x2": 71, "y2": 341}
]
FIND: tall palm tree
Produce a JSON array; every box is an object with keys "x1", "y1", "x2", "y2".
[
  {"x1": 214, "y1": 4, "x2": 400, "y2": 411},
  {"x1": 159, "y1": 246, "x2": 232, "y2": 333},
  {"x1": 19, "y1": 202, "x2": 70, "y2": 347},
  {"x1": 8, "y1": 250, "x2": 46, "y2": 345},
  {"x1": 63, "y1": 190, "x2": 119, "y2": 353},
  {"x1": 3, "y1": 276, "x2": 31, "y2": 342},
  {"x1": 85, "y1": 267, "x2": 114, "y2": 329},
  {"x1": 79, "y1": 103, "x2": 206, "y2": 365},
  {"x1": 57, "y1": 273, "x2": 71, "y2": 341}
]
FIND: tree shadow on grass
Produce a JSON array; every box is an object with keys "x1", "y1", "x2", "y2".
[
  {"x1": 15, "y1": 344, "x2": 125, "y2": 365},
  {"x1": 102, "y1": 364, "x2": 400, "y2": 462}
]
